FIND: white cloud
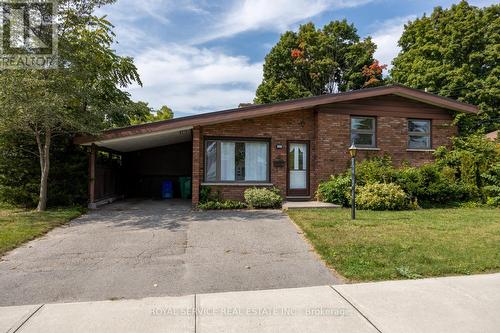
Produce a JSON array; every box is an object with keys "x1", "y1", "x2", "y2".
[
  {"x1": 195, "y1": 0, "x2": 374, "y2": 43},
  {"x1": 97, "y1": 0, "x2": 206, "y2": 24},
  {"x1": 96, "y1": 0, "x2": 210, "y2": 52},
  {"x1": 468, "y1": 0, "x2": 500, "y2": 6},
  {"x1": 127, "y1": 45, "x2": 263, "y2": 114},
  {"x1": 97, "y1": 0, "x2": 377, "y2": 115},
  {"x1": 371, "y1": 15, "x2": 416, "y2": 73}
]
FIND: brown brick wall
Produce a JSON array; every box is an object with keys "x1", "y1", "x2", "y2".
[
  {"x1": 191, "y1": 96, "x2": 457, "y2": 204},
  {"x1": 192, "y1": 110, "x2": 316, "y2": 203},
  {"x1": 315, "y1": 113, "x2": 456, "y2": 178}
]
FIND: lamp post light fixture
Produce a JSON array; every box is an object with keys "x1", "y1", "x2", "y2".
[{"x1": 349, "y1": 143, "x2": 358, "y2": 220}]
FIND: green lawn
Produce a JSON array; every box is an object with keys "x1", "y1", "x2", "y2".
[
  {"x1": 0, "y1": 205, "x2": 83, "y2": 256},
  {"x1": 287, "y1": 208, "x2": 500, "y2": 282}
]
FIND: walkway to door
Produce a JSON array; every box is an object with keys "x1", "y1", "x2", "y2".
[{"x1": 0, "y1": 200, "x2": 339, "y2": 306}]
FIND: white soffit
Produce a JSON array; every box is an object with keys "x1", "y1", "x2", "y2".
[{"x1": 89, "y1": 127, "x2": 193, "y2": 152}]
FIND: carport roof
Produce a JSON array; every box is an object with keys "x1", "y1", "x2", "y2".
[{"x1": 75, "y1": 84, "x2": 478, "y2": 152}]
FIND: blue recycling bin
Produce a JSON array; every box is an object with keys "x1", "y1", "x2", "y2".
[{"x1": 162, "y1": 180, "x2": 173, "y2": 199}]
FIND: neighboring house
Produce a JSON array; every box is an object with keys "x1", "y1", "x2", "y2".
[
  {"x1": 75, "y1": 85, "x2": 477, "y2": 207},
  {"x1": 486, "y1": 130, "x2": 498, "y2": 141}
]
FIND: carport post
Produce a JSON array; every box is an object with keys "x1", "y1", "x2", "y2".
[
  {"x1": 88, "y1": 144, "x2": 97, "y2": 209},
  {"x1": 191, "y1": 127, "x2": 201, "y2": 206}
]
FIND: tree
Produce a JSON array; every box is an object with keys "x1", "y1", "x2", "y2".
[
  {"x1": 391, "y1": 1, "x2": 499, "y2": 133},
  {"x1": 155, "y1": 106, "x2": 174, "y2": 121},
  {"x1": 0, "y1": 130, "x2": 88, "y2": 208},
  {"x1": 113, "y1": 101, "x2": 155, "y2": 127},
  {"x1": 255, "y1": 20, "x2": 376, "y2": 103},
  {"x1": 362, "y1": 60, "x2": 387, "y2": 88},
  {"x1": 0, "y1": 1, "x2": 141, "y2": 211},
  {"x1": 126, "y1": 103, "x2": 174, "y2": 125}
]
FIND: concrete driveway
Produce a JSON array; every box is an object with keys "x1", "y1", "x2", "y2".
[{"x1": 0, "y1": 200, "x2": 339, "y2": 306}]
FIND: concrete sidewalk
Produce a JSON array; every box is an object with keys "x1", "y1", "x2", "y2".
[{"x1": 2, "y1": 273, "x2": 499, "y2": 332}]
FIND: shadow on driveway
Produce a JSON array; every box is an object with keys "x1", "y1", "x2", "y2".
[{"x1": 0, "y1": 199, "x2": 340, "y2": 306}]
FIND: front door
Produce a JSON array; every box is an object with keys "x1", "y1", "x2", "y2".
[{"x1": 287, "y1": 142, "x2": 309, "y2": 197}]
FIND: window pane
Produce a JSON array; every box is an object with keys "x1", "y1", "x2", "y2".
[
  {"x1": 235, "y1": 142, "x2": 245, "y2": 181},
  {"x1": 245, "y1": 142, "x2": 268, "y2": 181},
  {"x1": 409, "y1": 120, "x2": 430, "y2": 133},
  {"x1": 408, "y1": 135, "x2": 430, "y2": 149},
  {"x1": 206, "y1": 140, "x2": 269, "y2": 182},
  {"x1": 351, "y1": 117, "x2": 374, "y2": 130},
  {"x1": 352, "y1": 133, "x2": 374, "y2": 146},
  {"x1": 298, "y1": 147, "x2": 304, "y2": 170},
  {"x1": 205, "y1": 141, "x2": 217, "y2": 181},
  {"x1": 220, "y1": 142, "x2": 236, "y2": 181},
  {"x1": 288, "y1": 148, "x2": 295, "y2": 170}
]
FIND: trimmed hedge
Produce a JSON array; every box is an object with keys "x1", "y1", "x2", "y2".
[
  {"x1": 355, "y1": 183, "x2": 410, "y2": 211},
  {"x1": 244, "y1": 187, "x2": 283, "y2": 209}
]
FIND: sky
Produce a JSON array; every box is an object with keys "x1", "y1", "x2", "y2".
[{"x1": 96, "y1": 0, "x2": 497, "y2": 118}]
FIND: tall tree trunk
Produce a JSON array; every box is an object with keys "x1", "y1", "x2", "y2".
[{"x1": 36, "y1": 129, "x2": 51, "y2": 212}]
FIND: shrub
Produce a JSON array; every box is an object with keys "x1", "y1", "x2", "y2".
[
  {"x1": 316, "y1": 174, "x2": 351, "y2": 206},
  {"x1": 0, "y1": 131, "x2": 87, "y2": 208},
  {"x1": 244, "y1": 187, "x2": 283, "y2": 209},
  {"x1": 355, "y1": 155, "x2": 397, "y2": 185},
  {"x1": 482, "y1": 161, "x2": 500, "y2": 206},
  {"x1": 397, "y1": 163, "x2": 476, "y2": 204},
  {"x1": 198, "y1": 200, "x2": 247, "y2": 210},
  {"x1": 393, "y1": 166, "x2": 421, "y2": 199},
  {"x1": 434, "y1": 134, "x2": 499, "y2": 190},
  {"x1": 355, "y1": 183, "x2": 410, "y2": 210},
  {"x1": 199, "y1": 186, "x2": 212, "y2": 204},
  {"x1": 317, "y1": 134, "x2": 499, "y2": 208}
]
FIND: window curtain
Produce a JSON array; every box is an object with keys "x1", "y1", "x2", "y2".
[
  {"x1": 245, "y1": 142, "x2": 267, "y2": 181},
  {"x1": 205, "y1": 141, "x2": 217, "y2": 181},
  {"x1": 220, "y1": 142, "x2": 235, "y2": 181}
]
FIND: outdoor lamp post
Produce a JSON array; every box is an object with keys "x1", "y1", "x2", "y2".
[{"x1": 349, "y1": 143, "x2": 358, "y2": 220}]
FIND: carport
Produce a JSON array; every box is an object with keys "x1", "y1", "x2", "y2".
[{"x1": 83, "y1": 126, "x2": 193, "y2": 208}]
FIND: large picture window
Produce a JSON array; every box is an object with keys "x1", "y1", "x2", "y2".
[
  {"x1": 408, "y1": 119, "x2": 431, "y2": 149},
  {"x1": 204, "y1": 139, "x2": 269, "y2": 182},
  {"x1": 351, "y1": 117, "x2": 376, "y2": 147}
]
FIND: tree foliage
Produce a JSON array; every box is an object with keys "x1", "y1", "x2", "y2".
[
  {"x1": 362, "y1": 60, "x2": 387, "y2": 88},
  {"x1": 125, "y1": 103, "x2": 174, "y2": 125},
  {"x1": 255, "y1": 20, "x2": 376, "y2": 103},
  {"x1": 0, "y1": 1, "x2": 141, "y2": 210},
  {"x1": 155, "y1": 106, "x2": 174, "y2": 121},
  {"x1": 391, "y1": 1, "x2": 500, "y2": 133},
  {"x1": 0, "y1": 131, "x2": 88, "y2": 208}
]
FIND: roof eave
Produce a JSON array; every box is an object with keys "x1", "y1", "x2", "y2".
[{"x1": 74, "y1": 85, "x2": 478, "y2": 145}]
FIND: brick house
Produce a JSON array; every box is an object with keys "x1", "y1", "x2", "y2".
[{"x1": 75, "y1": 85, "x2": 477, "y2": 207}]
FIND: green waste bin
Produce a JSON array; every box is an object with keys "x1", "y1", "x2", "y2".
[{"x1": 179, "y1": 177, "x2": 192, "y2": 199}]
